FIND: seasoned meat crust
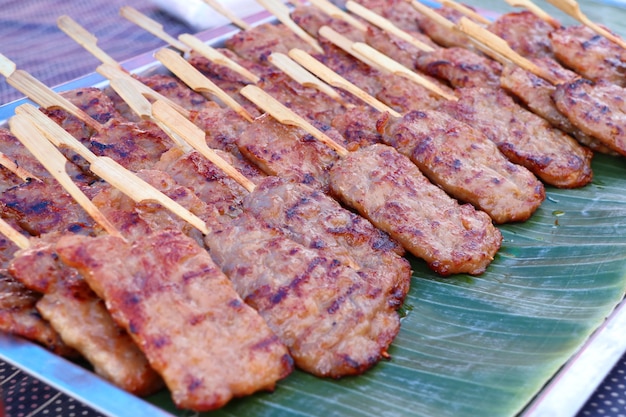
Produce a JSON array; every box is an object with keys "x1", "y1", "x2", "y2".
[
  {"x1": 243, "y1": 176, "x2": 411, "y2": 308},
  {"x1": 554, "y1": 78, "x2": 626, "y2": 156},
  {"x1": 500, "y1": 64, "x2": 615, "y2": 154},
  {"x1": 56, "y1": 230, "x2": 293, "y2": 412},
  {"x1": 438, "y1": 87, "x2": 594, "y2": 188},
  {"x1": 488, "y1": 11, "x2": 556, "y2": 60},
  {"x1": 9, "y1": 235, "x2": 163, "y2": 396},
  {"x1": 205, "y1": 212, "x2": 400, "y2": 377},
  {"x1": 330, "y1": 144, "x2": 502, "y2": 276},
  {"x1": 550, "y1": 25, "x2": 626, "y2": 87},
  {"x1": 381, "y1": 110, "x2": 545, "y2": 223},
  {"x1": 415, "y1": 47, "x2": 503, "y2": 89}
]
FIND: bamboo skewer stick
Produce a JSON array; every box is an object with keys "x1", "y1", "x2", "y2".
[
  {"x1": 287, "y1": 48, "x2": 401, "y2": 117},
  {"x1": 0, "y1": 218, "x2": 30, "y2": 250},
  {"x1": 0, "y1": 54, "x2": 105, "y2": 134},
  {"x1": 118, "y1": 6, "x2": 260, "y2": 84},
  {"x1": 178, "y1": 34, "x2": 261, "y2": 83},
  {"x1": 202, "y1": 0, "x2": 251, "y2": 30},
  {"x1": 504, "y1": 0, "x2": 562, "y2": 29},
  {"x1": 154, "y1": 48, "x2": 254, "y2": 122},
  {"x1": 119, "y1": 6, "x2": 190, "y2": 52},
  {"x1": 318, "y1": 26, "x2": 458, "y2": 101},
  {"x1": 344, "y1": 1, "x2": 436, "y2": 52},
  {"x1": 456, "y1": 17, "x2": 561, "y2": 84},
  {"x1": 439, "y1": 0, "x2": 491, "y2": 25},
  {"x1": 106, "y1": 77, "x2": 193, "y2": 152},
  {"x1": 151, "y1": 100, "x2": 257, "y2": 193},
  {"x1": 8, "y1": 113, "x2": 125, "y2": 240},
  {"x1": 240, "y1": 85, "x2": 349, "y2": 157},
  {"x1": 57, "y1": 15, "x2": 123, "y2": 70},
  {"x1": 307, "y1": 0, "x2": 368, "y2": 31},
  {"x1": 95, "y1": 63, "x2": 191, "y2": 118},
  {"x1": 545, "y1": 0, "x2": 626, "y2": 49},
  {"x1": 267, "y1": 52, "x2": 351, "y2": 106},
  {"x1": 254, "y1": 0, "x2": 324, "y2": 53},
  {"x1": 13, "y1": 104, "x2": 209, "y2": 235}
]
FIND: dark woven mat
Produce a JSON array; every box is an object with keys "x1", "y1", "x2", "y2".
[{"x1": 0, "y1": 0, "x2": 194, "y2": 105}]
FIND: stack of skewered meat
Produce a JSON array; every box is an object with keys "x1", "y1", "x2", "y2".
[{"x1": 1, "y1": 0, "x2": 625, "y2": 412}]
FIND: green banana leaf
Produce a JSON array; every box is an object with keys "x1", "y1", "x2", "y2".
[{"x1": 145, "y1": 152, "x2": 626, "y2": 416}]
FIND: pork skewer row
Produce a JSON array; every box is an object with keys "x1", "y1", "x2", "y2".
[
  {"x1": 456, "y1": 16, "x2": 626, "y2": 158},
  {"x1": 7, "y1": 108, "x2": 294, "y2": 410},
  {"x1": 240, "y1": 83, "x2": 502, "y2": 275},
  {"x1": 149, "y1": 38, "x2": 503, "y2": 274},
  {"x1": 1, "y1": 53, "x2": 404, "y2": 380},
  {"x1": 3, "y1": 115, "x2": 166, "y2": 396},
  {"x1": 52, "y1": 19, "x2": 412, "y2": 303}
]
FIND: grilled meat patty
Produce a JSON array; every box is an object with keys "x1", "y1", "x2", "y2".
[
  {"x1": 57, "y1": 229, "x2": 293, "y2": 412},
  {"x1": 329, "y1": 144, "x2": 502, "y2": 276}
]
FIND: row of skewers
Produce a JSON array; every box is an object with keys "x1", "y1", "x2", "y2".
[{"x1": 0, "y1": 0, "x2": 625, "y2": 411}]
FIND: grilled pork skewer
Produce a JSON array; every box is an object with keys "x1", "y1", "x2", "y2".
[
  {"x1": 9, "y1": 108, "x2": 294, "y2": 410},
  {"x1": 241, "y1": 84, "x2": 502, "y2": 276},
  {"x1": 282, "y1": 49, "x2": 544, "y2": 223},
  {"x1": 5, "y1": 114, "x2": 166, "y2": 396},
  {"x1": 458, "y1": 17, "x2": 626, "y2": 158}
]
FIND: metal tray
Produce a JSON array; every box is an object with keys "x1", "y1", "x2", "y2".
[{"x1": 1, "y1": 5, "x2": 626, "y2": 417}]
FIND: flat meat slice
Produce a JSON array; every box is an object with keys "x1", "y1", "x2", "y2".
[
  {"x1": 156, "y1": 147, "x2": 265, "y2": 220},
  {"x1": 292, "y1": 5, "x2": 367, "y2": 42},
  {"x1": 487, "y1": 11, "x2": 556, "y2": 60},
  {"x1": 0, "y1": 273, "x2": 74, "y2": 356},
  {"x1": 500, "y1": 64, "x2": 615, "y2": 154},
  {"x1": 550, "y1": 25, "x2": 626, "y2": 87},
  {"x1": 237, "y1": 114, "x2": 343, "y2": 192},
  {"x1": 226, "y1": 22, "x2": 317, "y2": 65},
  {"x1": 331, "y1": 105, "x2": 385, "y2": 147},
  {"x1": 415, "y1": 5, "x2": 479, "y2": 51},
  {"x1": 554, "y1": 78, "x2": 626, "y2": 156},
  {"x1": 357, "y1": 0, "x2": 425, "y2": 32},
  {"x1": 380, "y1": 110, "x2": 545, "y2": 223},
  {"x1": 243, "y1": 176, "x2": 410, "y2": 308},
  {"x1": 438, "y1": 87, "x2": 594, "y2": 188},
  {"x1": 9, "y1": 235, "x2": 163, "y2": 396},
  {"x1": 56, "y1": 230, "x2": 293, "y2": 412},
  {"x1": 329, "y1": 144, "x2": 502, "y2": 276},
  {"x1": 205, "y1": 212, "x2": 400, "y2": 377},
  {"x1": 365, "y1": 26, "x2": 439, "y2": 70},
  {"x1": 415, "y1": 47, "x2": 503, "y2": 89}
]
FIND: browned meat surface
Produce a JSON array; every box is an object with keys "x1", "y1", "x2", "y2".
[
  {"x1": 550, "y1": 25, "x2": 626, "y2": 87},
  {"x1": 356, "y1": 0, "x2": 424, "y2": 32},
  {"x1": 291, "y1": 5, "x2": 367, "y2": 42},
  {"x1": 189, "y1": 103, "x2": 251, "y2": 160},
  {"x1": 415, "y1": 47, "x2": 503, "y2": 89},
  {"x1": 438, "y1": 87, "x2": 594, "y2": 188},
  {"x1": 331, "y1": 105, "x2": 385, "y2": 147},
  {"x1": 0, "y1": 273, "x2": 74, "y2": 356},
  {"x1": 9, "y1": 234, "x2": 163, "y2": 396},
  {"x1": 155, "y1": 147, "x2": 265, "y2": 220},
  {"x1": 237, "y1": 114, "x2": 343, "y2": 192},
  {"x1": 500, "y1": 64, "x2": 616, "y2": 154},
  {"x1": 57, "y1": 230, "x2": 293, "y2": 411},
  {"x1": 92, "y1": 169, "x2": 209, "y2": 244},
  {"x1": 205, "y1": 211, "x2": 400, "y2": 377},
  {"x1": 226, "y1": 22, "x2": 318, "y2": 65},
  {"x1": 380, "y1": 110, "x2": 545, "y2": 223},
  {"x1": 243, "y1": 176, "x2": 410, "y2": 308},
  {"x1": 554, "y1": 78, "x2": 626, "y2": 156},
  {"x1": 415, "y1": 4, "x2": 478, "y2": 51},
  {"x1": 330, "y1": 144, "x2": 502, "y2": 275},
  {"x1": 0, "y1": 179, "x2": 102, "y2": 237},
  {"x1": 488, "y1": 11, "x2": 556, "y2": 60},
  {"x1": 0, "y1": 233, "x2": 74, "y2": 356},
  {"x1": 365, "y1": 26, "x2": 438, "y2": 69}
]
